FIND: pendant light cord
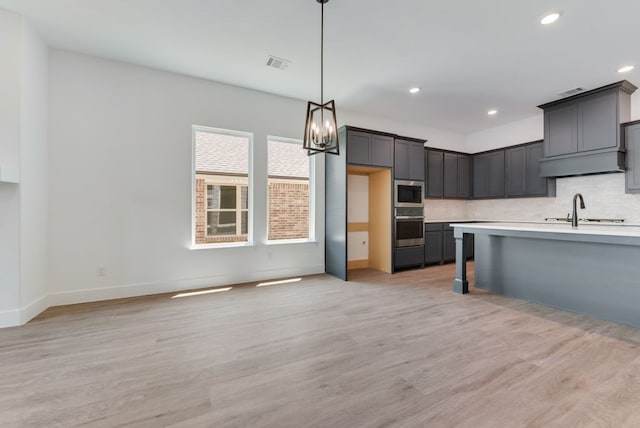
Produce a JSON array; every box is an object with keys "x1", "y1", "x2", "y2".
[{"x1": 320, "y1": 1, "x2": 324, "y2": 107}]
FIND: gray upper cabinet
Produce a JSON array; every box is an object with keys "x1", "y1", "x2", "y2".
[
  {"x1": 505, "y1": 141, "x2": 555, "y2": 198},
  {"x1": 457, "y1": 155, "x2": 471, "y2": 199},
  {"x1": 578, "y1": 92, "x2": 617, "y2": 152},
  {"x1": 426, "y1": 150, "x2": 470, "y2": 200},
  {"x1": 426, "y1": 149, "x2": 444, "y2": 198},
  {"x1": 347, "y1": 129, "x2": 393, "y2": 167},
  {"x1": 505, "y1": 146, "x2": 527, "y2": 197},
  {"x1": 526, "y1": 142, "x2": 552, "y2": 196},
  {"x1": 539, "y1": 80, "x2": 637, "y2": 177},
  {"x1": 371, "y1": 134, "x2": 394, "y2": 167},
  {"x1": 394, "y1": 138, "x2": 425, "y2": 180},
  {"x1": 443, "y1": 153, "x2": 458, "y2": 198},
  {"x1": 625, "y1": 121, "x2": 640, "y2": 193},
  {"x1": 545, "y1": 103, "x2": 578, "y2": 157},
  {"x1": 474, "y1": 150, "x2": 505, "y2": 199}
]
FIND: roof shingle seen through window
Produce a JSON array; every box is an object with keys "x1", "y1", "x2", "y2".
[
  {"x1": 195, "y1": 131, "x2": 309, "y2": 178},
  {"x1": 195, "y1": 131, "x2": 249, "y2": 175},
  {"x1": 267, "y1": 140, "x2": 309, "y2": 178}
]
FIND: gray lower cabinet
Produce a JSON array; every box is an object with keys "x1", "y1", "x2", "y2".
[
  {"x1": 473, "y1": 150, "x2": 505, "y2": 198},
  {"x1": 395, "y1": 246, "x2": 424, "y2": 268},
  {"x1": 424, "y1": 223, "x2": 473, "y2": 265},
  {"x1": 625, "y1": 121, "x2": 640, "y2": 193},
  {"x1": 424, "y1": 223, "x2": 443, "y2": 264},
  {"x1": 442, "y1": 229, "x2": 456, "y2": 262},
  {"x1": 395, "y1": 138, "x2": 425, "y2": 180},
  {"x1": 347, "y1": 129, "x2": 393, "y2": 167}
]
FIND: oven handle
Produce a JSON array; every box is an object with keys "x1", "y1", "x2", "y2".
[{"x1": 395, "y1": 216, "x2": 425, "y2": 220}]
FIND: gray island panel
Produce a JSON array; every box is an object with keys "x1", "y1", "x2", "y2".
[{"x1": 452, "y1": 222, "x2": 640, "y2": 328}]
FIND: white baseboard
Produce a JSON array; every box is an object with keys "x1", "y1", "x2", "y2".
[
  {"x1": 48, "y1": 265, "x2": 325, "y2": 307},
  {"x1": 20, "y1": 294, "x2": 50, "y2": 324},
  {"x1": 0, "y1": 265, "x2": 325, "y2": 329},
  {"x1": 0, "y1": 295, "x2": 50, "y2": 328}
]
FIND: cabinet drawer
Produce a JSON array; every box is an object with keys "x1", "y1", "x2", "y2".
[{"x1": 425, "y1": 223, "x2": 443, "y2": 232}]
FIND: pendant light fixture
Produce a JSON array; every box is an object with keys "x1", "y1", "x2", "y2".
[{"x1": 303, "y1": 0, "x2": 339, "y2": 156}]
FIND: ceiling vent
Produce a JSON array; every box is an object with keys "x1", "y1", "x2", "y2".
[
  {"x1": 266, "y1": 55, "x2": 290, "y2": 70},
  {"x1": 558, "y1": 87, "x2": 585, "y2": 98}
]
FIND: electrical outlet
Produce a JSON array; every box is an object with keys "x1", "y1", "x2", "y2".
[{"x1": 96, "y1": 267, "x2": 106, "y2": 277}]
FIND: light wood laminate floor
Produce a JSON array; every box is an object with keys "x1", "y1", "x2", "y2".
[{"x1": 3, "y1": 264, "x2": 640, "y2": 427}]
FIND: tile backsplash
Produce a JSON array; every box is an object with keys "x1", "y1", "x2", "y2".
[{"x1": 425, "y1": 173, "x2": 640, "y2": 223}]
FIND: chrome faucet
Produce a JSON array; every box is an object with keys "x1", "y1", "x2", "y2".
[{"x1": 572, "y1": 193, "x2": 586, "y2": 228}]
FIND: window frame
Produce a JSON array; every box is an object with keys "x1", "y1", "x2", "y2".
[
  {"x1": 265, "y1": 136, "x2": 315, "y2": 243},
  {"x1": 191, "y1": 125, "x2": 254, "y2": 248}
]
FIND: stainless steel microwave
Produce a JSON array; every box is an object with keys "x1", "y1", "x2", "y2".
[{"x1": 395, "y1": 180, "x2": 424, "y2": 207}]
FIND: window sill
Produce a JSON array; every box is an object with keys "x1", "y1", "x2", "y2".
[
  {"x1": 189, "y1": 242, "x2": 255, "y2": 250},
  {"x1": 265, "y1": 239, "x2": 318, "y2": 247}
]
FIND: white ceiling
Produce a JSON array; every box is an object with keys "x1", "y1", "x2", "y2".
[{"x1": 2, "y1": 0, "x2": 639, "y2": 133}]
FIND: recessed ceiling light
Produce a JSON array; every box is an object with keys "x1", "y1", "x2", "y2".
[
  {"x1": 409, "y1": 87, "x2": 421, "y2": 94},
  {"x1": 487, "y1": 109, "x2": 498, "y2": 116},
  {"x1": 618, "y1": 65, "x2": 635, "y2": 73},
  {"x1": 540, "y1": 11, "x2": 562, "y2": 25}
]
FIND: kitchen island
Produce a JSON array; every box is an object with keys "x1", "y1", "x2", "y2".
[{"x1": 452, "y1": 222, "x2": 640, "y2": 327}]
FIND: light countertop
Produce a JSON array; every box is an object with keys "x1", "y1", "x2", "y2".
[{"x1": 450, "y1": 221, "x2": 640, "y2": 239}]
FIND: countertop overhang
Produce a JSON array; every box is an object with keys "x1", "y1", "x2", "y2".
[{"x1": 450, "y1": 222, "x2": 640, "y2": 246}]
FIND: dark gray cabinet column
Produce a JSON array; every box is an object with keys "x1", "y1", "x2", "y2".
[{"x1": 452, "y1": 228, "x2": 469, "y2": 294}]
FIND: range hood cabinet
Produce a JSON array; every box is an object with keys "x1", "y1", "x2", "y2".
[{"x1": 538, "y1": 80, "x2": 637, "y2": 178}]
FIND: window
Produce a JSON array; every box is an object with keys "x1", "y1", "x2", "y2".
[
  {"x1": 193, "y1": 126, "x2": 252, "y2": 245},
  {"x1": 267, "y1": 137, "x2": 312, "y2": 241},
  {"x1": 206, "y1": 183, "x2": 248, "y2": 236}
]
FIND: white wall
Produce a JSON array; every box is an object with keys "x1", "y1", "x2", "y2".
[
  {"x1": 347, "y1": 174, "x2": 368, "y2": 261},
  {"x1": 19, "y1": 20, "x2": 49, "y2": 321},
  {"x1": 46, "y1": 49, "x2": 463, "y2": 305},
  {"x1": 0, "y1": 9, "x2": 22, "y2": 325},
  {"x1": 0, "y1": 9, "x2": 21, "y2": 168},
  {"x1": 465, "y1": 115, "x2": 543, "y2": 153}
]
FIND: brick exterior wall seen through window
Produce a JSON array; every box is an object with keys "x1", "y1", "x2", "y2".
[
  {"x1": 268, "y1": 181, "x2": 309, "y2": 240},
  {"x1": 195, "y1": 178, "x2": 248, "y2": 244},
  {"x1": 195, "y1": 177, "x2": 308, "y2": 243}
]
